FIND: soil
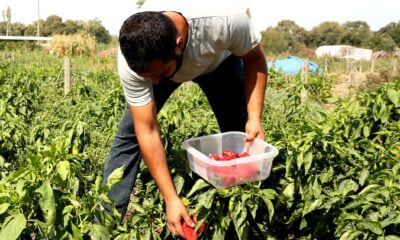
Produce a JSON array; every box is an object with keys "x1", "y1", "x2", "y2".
[{"x1": 331, "y1": 72, "x2": 388, "y2": 98}]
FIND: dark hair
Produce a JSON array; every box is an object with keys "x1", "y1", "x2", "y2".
[{"x1": 119, "y1": 11, "x2": 178, "y2": 72}]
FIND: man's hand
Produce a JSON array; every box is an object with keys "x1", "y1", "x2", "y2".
[
  {"x1": 240, "y1": 45, "x2": 268, "y2": 143},
  {"x1": 245, "y1": 118, "x2": 265, "y2": 141},
  {"x1": 129, "y1": 103, "x2": 194, "y2": 237},
  {"x1": 165, "y1": 196, "x2": 195, "y2": 238}
]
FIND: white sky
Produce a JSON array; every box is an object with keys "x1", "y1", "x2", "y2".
[{"x1": 0, "y1": 0, "x2": 399, "y2": 35}]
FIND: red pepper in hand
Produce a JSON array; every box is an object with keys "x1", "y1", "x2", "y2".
[{"x1": 182, "y1": 215, "x2": 206, "y2": 240}]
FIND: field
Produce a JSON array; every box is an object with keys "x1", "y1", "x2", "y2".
[{"x1": 1, "y1": 49, "x2": 400, "y2": 240}]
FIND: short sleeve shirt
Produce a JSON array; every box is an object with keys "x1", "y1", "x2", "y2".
[{"x1": 118, "y1": 0, "x2": 261, "y2": 106}]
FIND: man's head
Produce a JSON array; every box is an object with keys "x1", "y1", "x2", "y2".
[{"x1": 119, "y1": 11, "x2": 183, "y2": 83}]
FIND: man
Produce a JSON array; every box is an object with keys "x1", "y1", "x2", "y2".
[{"x1": 102, "y1": 1, "x2": 267, "y2": 238}]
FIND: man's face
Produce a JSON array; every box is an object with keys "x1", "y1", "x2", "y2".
[{"x1": 138, "y1": 54, "x2": 183, "y2": 84}]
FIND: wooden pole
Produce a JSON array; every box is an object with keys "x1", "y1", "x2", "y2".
[
  {"x1": 64, "y1": 57, "x2": 72, "y2": 95},
  {"x1": 393, "y1": 58, "x2": 398, "y2": 76},
  {"x1": 370, "y1": 58, "x2": 375, "y2": 73},
  {"x1": 301, "y1": 60, "x2": 309, "y2": 102},
  {"x1": 37, "y1": 0, "x2": 40, "y2": 38},
  {"x1": 302, "y1": 60, "x2": 309, "y2": 83}
]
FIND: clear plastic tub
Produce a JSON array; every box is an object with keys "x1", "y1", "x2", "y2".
[{"x1": 181, "y1": 131, "x2": 279, "y2": 188}]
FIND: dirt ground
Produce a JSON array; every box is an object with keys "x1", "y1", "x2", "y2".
[{"x1": 331, "y1": 72, "x2": 388, "y2": 98}]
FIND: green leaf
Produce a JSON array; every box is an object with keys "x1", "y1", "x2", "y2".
[
  {"x1": 299, "y1": 218, "x2": 307, "y2": 230},
  {"x1": 343, "y1": 198, "x2": 367, "y2": 210},
  {"x1": 303, "y1": 151, "x2": 313, "y2": 174},
  {"x1": 106, "y1": 166, "x2": 124, "y2": 189},
  {"x1": 259, "y1": 189, "x2": 276, "y2": 221},
  {"x1": 211, "y1": 225, "x2": 226, "y2": 240},
  {"x1": 131, "y1": 203, "x2": 146, "y2": 214},
  {"x1": 363, "y1": 124, "x2": 371, "y2": 137},
  {"x1": 358, "y1": 169, "x2": 369, "y2": 186},
  {"x1": 381, "y1": 212, "x2": 400, "y2": 228},
  {"x1": 286, "y1": 204, "x2": 303, "y2": 225},
  {"x1": 197, "y1": 189, "x2": 216, "y2": 209},
  {"x1": 0, "y1": 213, "x2": 27, "y2": 240},
  {"x1": 339, "y1": 179, "x2": 359, "y2": 197},
  {"x1": 378, "y1": 103, "x2": 390, "y2": 123},
  {"x1": 356, "y1": 221, "x2": 383, "y2": 235},
  {"x1": 339, "y1": 230, "x2": 363, "y2": 240},
  {"x1": 260, "y1": 189, "x2": 276, "y2": 199},
  {"x1": 35, "y1": 182, "x2": 56, "y2": 227},
  {"x1": 15, "y1": 180, "x2": 26, "y2": 199},
  {"x1": 71, "y1": 223, "x2": 83, "y2": 240},
  {"x1": 296, "y1": 151, "x2": 304, "y2": 170},
  {"x1": 89, "y1": 224, "x2": 110, "y2": 240},
  {"x1": 173, "y1": 175, "x2": 185, "y2": 195},
  {"x1": 0, "y1": 155, "x2": 4, "y2": 168},
  {"x1": 228, "y1": 196, "x2": 237, "y2": 212},
  {"x1": 285, "y1": 154, "x2": 294, "y2": 178},
  {"x1": 385, "y1": 235, "x2": 400, "y2": 240},
  {"x1": 282, "y1": 182, "x2": 295, "y2": 202},
  {"x1": 302, "y1": 199, "x2": 323, "y2": 216},
  {"x1": 0, "y1": 203, "x2": 10, "y2": 214},
  {"x1": 187, "y1": 179, "x2": 210, "y2": 198},
  {"x1": 319, "y1": 167, "x2": 334, "y2": 184},
  {"x1": 94, "y1": 176, "x2": 102, "y2": 193},
  {"x1": 56, "y1": 160, "x2": 70, "y2": 181},
  {"x1": 387, "y1": 89, "x2": 399, "y2": 106},
  {"x1": 231, "y1": 201, "x2": 249, "y2": 240},
  {"x1": 358, "y1": 184, "x2": 381, "y2": 195}
]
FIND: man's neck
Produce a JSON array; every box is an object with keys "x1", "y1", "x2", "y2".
[{"x1": 162, "y1": 11, "x2": 188, "y2": 45}]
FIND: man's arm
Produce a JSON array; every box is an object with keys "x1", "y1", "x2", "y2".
[
  {"x1": 240, "y1": 44, "x2": 268, "y2": 141},
  {"x1": 129, "y1": 102, "x2": 194, "y2": 237}
]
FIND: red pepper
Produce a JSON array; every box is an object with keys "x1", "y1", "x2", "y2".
[
  {"x1": 207, "y1": 150, "x2": 254, "y2": 186},
  {"x1": 208, "y1": 154, "x2": 220, "y2": 160},
  {"x1": 222, "y1": 149, "x2": 234, "y2": 158},
  {"x1": 236, "y1": 163, "x2": 259, "y2": 180},
  {"x1": 239, "y1": 152, "x2": 250, "y2": 158},
  {"x1": 211, "y1": 166, "x2": 237, "y2": 186},
  {"x1": 182, "y1": 215, "x2": 206, "y2": 240},
  {"x1": 214, "y1": 150, "x2": 250, "y2": 160}
]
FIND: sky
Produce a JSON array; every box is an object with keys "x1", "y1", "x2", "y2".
[{"x1": 0, "y1": 0, "x2": 399, "y2": 35}]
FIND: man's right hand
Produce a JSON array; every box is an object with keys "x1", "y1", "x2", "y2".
[{"x1": 165, "y1": 195, "x2": 195, "y2": 238}]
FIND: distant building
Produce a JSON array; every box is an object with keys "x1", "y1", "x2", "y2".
[{"x1": 315, "y1": 45, "x2": 373, "y2": 61}]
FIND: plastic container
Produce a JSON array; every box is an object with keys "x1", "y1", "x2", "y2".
[{"x1": 181, "y1": 131, "x2": 279, "y2": 188}]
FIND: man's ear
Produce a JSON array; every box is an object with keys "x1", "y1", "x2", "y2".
[{"x1": 175, "y1": 36, "x2": 185, "y2": 55}]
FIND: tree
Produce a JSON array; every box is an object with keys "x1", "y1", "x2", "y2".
[
  {"x1": 366, "y1": 32, "x2": 397, "y2": 51},
  {"x1": 137, "y1": 0, "x2": 146, "y2": 8},
  {"x1": 379, "y1": 21, "x2": 400, "y2": 47},
  {"x1": 2, "y1": 6, "x2": 11, "y2": 36},
  {"x1": 261, "y1": 28, "x2": 288, "y2": 54},
  {"x1": 42, "y1": 15, "x2": 65, "y2": 36},
  {"x1": 340, "y1": 21, "x2": 371, "y2": 47},
  {"x1": 275, "y1": 20, "x2": 308, "y2": 52},
  {"x1": 308, "y1": 22, "x2": 344, "y2": 47},
  {"x1": 10, "y1": 22, "x2": 26, "y2": 36},
  {"x1": 25, "y1": 20, "x2": 45, "y2": 36},
  {"x1": 82, "y1": 19, "x2": 112, "y2": 44},
  {"x1": 64, "y1": 20, "x2": 84, "y2": 35}
]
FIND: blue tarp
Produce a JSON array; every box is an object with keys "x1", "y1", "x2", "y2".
[{"x1": 267, "y1": 56, "x2": 322, "y2": 75}]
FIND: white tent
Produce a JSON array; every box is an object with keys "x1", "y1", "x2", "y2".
[{"x1": 315, "y1": 45, "x2": 372, "y2": 61}]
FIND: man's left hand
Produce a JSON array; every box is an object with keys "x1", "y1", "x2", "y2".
[{"x1": 245, "y1": 119, "x2": 265, "y2": 141}]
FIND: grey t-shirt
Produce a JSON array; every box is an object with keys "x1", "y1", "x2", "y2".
[{"x1": 118, "y1": 2, "x2": 260, "y2": 107}]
